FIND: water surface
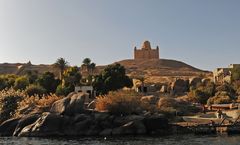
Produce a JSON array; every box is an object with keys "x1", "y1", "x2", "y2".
[{"x1": 1, "y1": 135, "x2": 240, "y2": 145}]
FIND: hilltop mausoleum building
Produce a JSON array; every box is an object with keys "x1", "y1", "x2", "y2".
[{"x1": 134, "y1": 41, "x2": 159, "y2": 60}]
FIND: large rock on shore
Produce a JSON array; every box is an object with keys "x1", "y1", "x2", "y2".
[
  {"x1": 13, "y1": 114, "x2": 40, "y2": 136},
  {"x1": 112, "y1": 120, "x2": 146, "y2": 135},
  {"x1": 0, "y1": 118, "x2": 20, "y2": 136},
  {"x1": 18, "y1": 113, "x2": 69, "y2": 137},
  {"x1": 143, "y1": 114, "x2": 169, "y2": 134},
  {"x1": 50, "y1": 92, "x2": 87, "y2": 116},
  {"x1": 0, "y1": 110, "x2": 170, "y2": 137}
]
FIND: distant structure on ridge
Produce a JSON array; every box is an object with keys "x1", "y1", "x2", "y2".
[{"x1": 134, "y1": 40, "x2": 159, "y2": 60}]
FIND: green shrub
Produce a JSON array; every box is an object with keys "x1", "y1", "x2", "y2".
[
  {"x1": 37, "y1": 72, "x2": 60, "y2": 93},
  {"x1": 14, "y1": 76, "x2": 29, "y2": 90},
  {"x1": 0, "y1": 77, "x2": 7, "y2": 90},
  {"x1": 93, "y1": 63, "x2": 133, "y2": 95},
  {"x1": 0, "y1": 89, "x2": 24, "y2": 123},
  {"x1": 55, "y1": 85, "x2": 73, "y2": 96},
  {"x1": 95, "y1": 90, "x2": 143, "y2": 115},
  {"x1": 25, "y1": 85, "x2": 46, "y2": 96},
  {"x1": 0, "y1": 74, "x2": 18, "y2": 90}
]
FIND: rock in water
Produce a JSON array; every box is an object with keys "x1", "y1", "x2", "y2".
[
  {"x1": 0, "y1": 118, "x2": 20, "y2": 136},
  {"x1": 50, "y1": 92, "x2": 87, "y2": 116},
  {"x1": 18, "y1": 113, "x2": 68, "y2": 137},
  {"x1": 112, "y1": 120, "x2": 146, "y2": 135},
  {"x1": 13, "y1": 114, "x2": 40, "y2": 136}
]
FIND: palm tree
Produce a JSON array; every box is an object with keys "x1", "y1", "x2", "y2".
[
  {"x1": 82, "y1": 58, "x2": 96, "y2": 74},
  {"x1": 81, "y1": 58, "x2": 91, "y2": 72},
  {"x1": 81, "y1": 58, "x2": 96, "y2": 85},
  {"x1": 54, "y1": 57, "x2": 68, "y2": 81},
  {"x1": 82, "y1": 58, "x2": 91, "y2": 66},
  {"x1": 89, "y1": 62, "x2": 96, "y2": 75}
]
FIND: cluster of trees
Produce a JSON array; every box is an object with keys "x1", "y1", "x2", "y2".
[
  {"x1": 54, "y1": 58, "x2": 132, "y2": 96},
  {"x1": 188, "y1": 79, "x2": 240, "y2": 105},
  {"x1": 93, "y1": 63, "x2": 133, "y2": 95},
  {"x1": 0, "y1": 71, "x2": 60, "y2": 96},
  {"x1": 0, "y1": 57, "x2": 133, "y2": 96}
]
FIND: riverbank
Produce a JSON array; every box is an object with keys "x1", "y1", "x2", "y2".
[
  {"x1": 0, "y1": 110, "x2": 176, "y2": 137},
  {"x1": 0, "y1": 92, "x2": 174, "y2": 137},
  {"x1": 1, "y1": 92, "x2": 239, "y2": 137}
]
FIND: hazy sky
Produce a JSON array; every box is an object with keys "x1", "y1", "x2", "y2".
[{"x1": 0, "y1": 0, "x2": 240, "y2": 71}]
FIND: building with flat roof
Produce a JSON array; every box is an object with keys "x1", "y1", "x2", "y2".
[{"x1": 213, "y1": 64, "x2": 240, "y2": 83}]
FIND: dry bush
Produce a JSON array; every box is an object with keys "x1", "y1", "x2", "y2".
[
  {"x1": 207, "y1": 91, "x2": 233, "y2": 105},
  {"x1": 16, "y1": 94, "x2": 62, "y2": 116},
  {"x1": 158, "y1": 97, "x2": 178, "y2": 109},
  {"x1": 177, "y1": 95, "x2": 196, "y2": 103},
  {"x1": 95, "y1": 90, "x2": 143, "y2": 115},
  {"x1": 19, "y1": 94, "x2": 62, "y2": 108},
  {"x1": 0, "y1": 88, "x2": 63, "y2": 120},
  {"x1": 157, "y1": 97, "x2": 200, "y2": 116},
  {"x1": 207, "y1": 94, "x2": 232, "y2": 105},
  {"x1": 140, "y1": 95, "x2": 158, "y2": 113},
  {"x1": 37, "y1": 94, "x2": 62, "y2": 107},
  {"x1": 95, "y1": 96, "x2": 110, "y2": 112}
]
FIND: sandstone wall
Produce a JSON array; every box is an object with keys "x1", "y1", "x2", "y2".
[{"x1": 134, "y1": 49, "x2": 159, "y2": 60}]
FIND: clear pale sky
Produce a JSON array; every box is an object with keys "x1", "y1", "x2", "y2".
[{"x1": 0, "y1": 0, "x2": 240, "y2": 71}]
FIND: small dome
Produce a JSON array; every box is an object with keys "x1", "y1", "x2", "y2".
[{"x1": 142, "y1": 40, "x2": 151, "y2": 50}]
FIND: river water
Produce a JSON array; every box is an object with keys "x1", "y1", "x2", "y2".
[{"x1": 1, "y1": 135, "x2": 240, "y2": 145}]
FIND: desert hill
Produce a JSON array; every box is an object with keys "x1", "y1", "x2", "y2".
[
  {"x1": 0, "y1": 62, "x2": 58, "y2": 76},
  {"x1": 117, "y1": 59, "x2": 206, "y2": 76},
  {"x1": 98, "y1": 59, "x2": 211, "y2": 84},
  {"x1": 0, "y1": 59, "x2": 211, "y2": 83}
]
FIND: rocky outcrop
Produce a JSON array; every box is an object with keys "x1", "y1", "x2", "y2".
[
  {"x1": 112, "y1": 120, "x2": 146, "y2": 135},
  {"x1": 87, "y1": 100, "x2": 96, "y2": 110},
  {"x1": 13, "y1": 114, "x2": 40, "y2": 136},
  {"x1": 18, "y1": 113, "x2": 69, "y2": 137},
  {"x1": 50, "y1": 92, "x2": 87, "y2": 115},
  {"x1": 143, "y1": 114, "x2": 169, "y2": 135},
  {"x1": 0, "y1": 91, "x2": 173, "y2": 137},
  {"x1": 0, "y1": 111, "x2": 171, "y2": 137}
]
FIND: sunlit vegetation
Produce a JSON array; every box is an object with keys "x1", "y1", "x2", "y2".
[
  {"x1": 158, "y1": 97, "x2": 199, "y2": 117},
  {"x1": 95, "y1": 90, "x2": 143, "y2": 115},
  {"x1": 0, "y1": 88, "x2": 62, "y2": 123}
]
